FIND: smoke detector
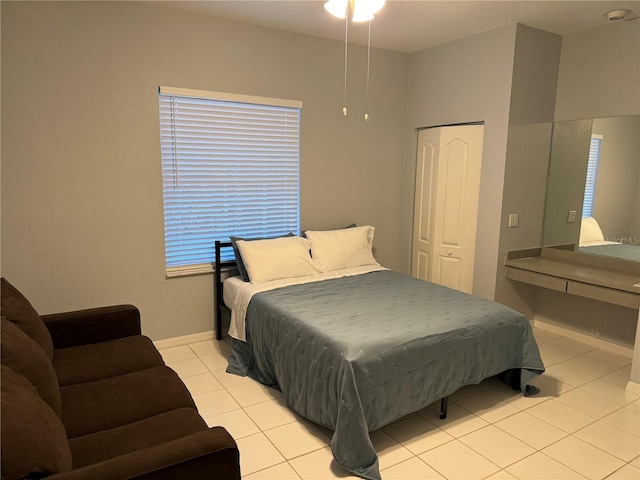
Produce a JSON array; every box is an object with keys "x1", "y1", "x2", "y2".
[{"x1": 604, "y1": 8, "x2": 633, "y2": 20}]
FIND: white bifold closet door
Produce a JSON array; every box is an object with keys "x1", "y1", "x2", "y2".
[{"x1": 411, "y1": 124, "x2": 484, "y2": 294}]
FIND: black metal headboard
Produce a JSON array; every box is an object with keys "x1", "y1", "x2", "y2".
[{"x1": 214, "y1": 240, "x2": 237, "y2": 340}]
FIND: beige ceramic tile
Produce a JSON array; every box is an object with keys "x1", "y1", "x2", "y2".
[
  {"x1": 506, "y1": 452, "x2": 587, "y2": 479},
  {"x1": 244, "y1": 397, "x2": 300, "y2": 431},
  {"x1": 606, "y1": 464, "x2": 640, "y2": 480},
  {"x1": 199, "y1": 352, "x2": 231, "y2": 372},
  {"x1": 204, "y1": 408, "x2": 260, "y2": 439},
  {"x1": 579, "y1": 379, "x2": 639, "y2": 407},
  {"x1": 235, "y1": 432, "x2": 286, "y2": 476},
  {"x1": 485, "y1": 470, "x2": 518, "y2": 479},
  {"x1": 602, "y1": 366, "x2": 633, "y2": 388},
  {"x1": 494, "y1": 411, "x2": 567, "y2": 450},
  {"x1": 627, "y1": 399, "x2": 640, "y2": 413},
  {"x1": 527, "y1": 398, "x2": 595, "y2": 433},
  {"x1": 189, "y1": 339, "x2": 231, "y2": 358},
  {"x1": 544, "y1": 363, "x2": 600, "y2": 388},
  {"x1": 419, "y1": 439, "x2": 500, "y2": 479},
  {"x1": 227, "y1": 380, "x2": 283, "y2": 407},
  {"x1": 380, "y1": 457, "x2": 445, "y2": 479},
  {"x1": 192, "y1": 389, "x2": 241, "y2": 418},
  {"x1": 538, "y1": 342, "x2": 578, "y2": 365},
  {"x1": 264, "y1": 420, "x2": 329, "y2": 460},
  {"x1": 158, "y1": 344, "x2": 196, "y2": 363},
  {"x1": 288, "y1": 447, "x2": 360, "y2": 479},
  {"x1": 630, "y1": 456, "x2": 640, "y2": 468},
  {"x1": 420, "y1": 403, "x2": 489, "y2": 438},
  {"x1": 182, "y1": 372, "x2": 224, "y2": 396},
  {"x1": 244, "y1": 462, "x2": 301, "y2": 479},
  {"x1": 454, "y1": 391, "x2": 521, "y2": 423},
  {"x1": 562, "y1": 354, "x2": 621, "y2": 377},
  {"x1": 383, "y1": 413, "x2": 454, "y2": 455},
  {"x1": 484, "y1": 383, "x2": 522, "y2": 402},
  {"x1": 530, "y1": 373, "x2": 575, "y2": 397},
  {"x1": 538, "y1": 337, "x2": 595, "y2": 364},
  {"x1": 450, "y1": 383, "x2": 488, "y2": 401},
  {"x1": 369, "y1": 429, "x2": 414, "y2": 470},
  {"x1": 166, "y1": 357, "x2": 209, "y2": 378},
  {"x1": 486, "y1": 384, "x2": 550, "y2": 410},
  {"x1": 602, "y1": 407, "x2": 640, "y2": 437},
  {"x1": 459, "y1": 425, "x2": 535, "y2": 468},
  {"x1": 542, "y1": 436, "x2": 625, "y2": 480},
  {"x1": 556, "y1": 387, "x2": 621, "y2": 419},
  {"x1": 531, "y1": 327, "x2": 562, "y2": 345},
  {"x1": 575, "y1": 420, "x2": 640, "y2": 462},
  {"x1": 212, "y1": 367, "x2": 253, "y2": 388},
  {"x1": 582, "y1": 349, "x2": 631, "y2": 368}
]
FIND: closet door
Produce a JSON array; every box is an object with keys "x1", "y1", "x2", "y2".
[
  {"x1": 411, "y1": 128, "x2": 439, "y2": 281},
  {"x1": 412, "y1": 125, "x2": 484, "y2": 294}
]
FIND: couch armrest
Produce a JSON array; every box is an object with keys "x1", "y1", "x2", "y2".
[
  {"x1": 49, "y1": 427, "x2": 240, "y2": 480},
  {"x1": 41, "y1": 305, "x2": 142, "y2": 349}
]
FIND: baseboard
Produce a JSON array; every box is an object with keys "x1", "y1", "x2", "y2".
[
  {"x1": 627, "y1": 381, "x2": 640, "y2": 395},
  {"x1": 153, "y1": 330, "x2": 215, "y2": 350},
  {"x1": 532, "y1": 318, "x2": 633, "y2": 358}
]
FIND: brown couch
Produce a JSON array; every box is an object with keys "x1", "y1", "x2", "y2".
[{"x1": 1, "y1": 278, "x2": 241, "y2": 480}]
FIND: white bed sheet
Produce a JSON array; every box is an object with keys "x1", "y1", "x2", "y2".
[{"x1": 224, "y1": 265, "x2": 388, "y2": 342}]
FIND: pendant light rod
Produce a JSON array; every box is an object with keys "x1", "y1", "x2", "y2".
[
  {"x1": 343, "y1": 9, "x2": 349, "y2": 116},
  {"x1": 364, "y1": 20, "x2": 371, "y2": 122}
]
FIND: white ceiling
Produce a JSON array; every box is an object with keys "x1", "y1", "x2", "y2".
[{"x1": 148, "y1": 0, "x2": 640, "y2": 53}]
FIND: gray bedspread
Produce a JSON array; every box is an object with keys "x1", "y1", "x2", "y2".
[
  {"x1": 227, "y1": 270, "x2": 544, "y2": 479},
  {"x1": 579, "y1": 243, "x2": 640, "y2": 262}
]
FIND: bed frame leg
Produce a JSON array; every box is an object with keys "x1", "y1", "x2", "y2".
[{"x1": 439, "y1": 397, "x2": 448, "y2": 419}]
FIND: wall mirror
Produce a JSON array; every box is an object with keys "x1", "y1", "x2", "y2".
[{"x1": 541, "y1": 114, "x2": 640, "y2": 263}]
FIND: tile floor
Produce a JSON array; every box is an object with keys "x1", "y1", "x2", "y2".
[{"x1": 158, "y1": 328, "x2": 640, "y2": 479}]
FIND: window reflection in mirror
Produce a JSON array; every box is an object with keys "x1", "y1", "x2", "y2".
[{"x1": 542, "y1": 115, "x2": 640, "y2": 263}]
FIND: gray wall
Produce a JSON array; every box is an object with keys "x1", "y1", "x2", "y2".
[
  {"x1": 1, "y1": 2, "x2": 408, "y2": 340},
  {"x1": 494, "y1": 25, "x2": 561, "y2": 316},
  {"x1": 3, "y1": 1, "x2": 638, "y2": 348},
  {"x1": 542, "y1": 119, "x2": 593, "y2": 247},
  {"x1": 403, "y1": 24, "x2": 517, "y2": 301},
  {"x1": 555, "y1": 21, "x2": 640, "y2": 121},
  {"x1": 536, "y1": 21, "x2": 640, "y2": 349},
  {"x1": 591, "y1": 115, "x2": 640, "y2": 242}
]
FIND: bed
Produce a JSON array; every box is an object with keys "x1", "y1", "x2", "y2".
[
  {"x1": 578, "y1": 217, "x2": 640, "y2": 262},
  {"x1": 214, "y1": 227, "x2": 545, "y2": 480}
]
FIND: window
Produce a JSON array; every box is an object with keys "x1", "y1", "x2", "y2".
[
  {"x1": 158, "y1": 87, "x2": 302, "y2": 277},
  {"x1": 582, "y1": 134, "x2": 602, "y2": 219}
]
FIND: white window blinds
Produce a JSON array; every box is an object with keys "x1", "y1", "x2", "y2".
[
  {"x1": 158, "y1": 87, "x2": 302, "y2": 277},
  {"x1": 582, "y1": 135, "x2": 602, "y2": 219}
]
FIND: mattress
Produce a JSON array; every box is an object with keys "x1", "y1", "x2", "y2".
[{"x1": 226, "y1": 270, "x2": 545, "y2": 479}]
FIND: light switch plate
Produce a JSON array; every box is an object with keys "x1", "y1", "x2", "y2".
[
  {"x1": 568, "y1": 210, "x2": 577, "y2": 223},
  {"x1": 508, "y1": 213, "x2": 519, "y2": 228}
]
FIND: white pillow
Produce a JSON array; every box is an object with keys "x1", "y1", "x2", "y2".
[
  {"x1": 305, "y1": 225, "x2": 378, "y2": 272},
  {"x1": 236, "y1": 236, "x2": 320, "y2": 283},
  {"x1": 579, "y1": 217, "x2": 605, "y2": 246}
]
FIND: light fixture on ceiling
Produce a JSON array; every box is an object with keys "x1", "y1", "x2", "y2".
[
  {"x1": 603, "y1": 8, "x2": 634, "y2": 20},
  {"x1": 324, "y1": 0, "x2": 386, "y2": 121},
  {"x1": 325, "y1": 0, "x2": 386, "y2": 22}
]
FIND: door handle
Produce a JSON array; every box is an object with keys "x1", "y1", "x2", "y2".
[{"x1": 447, "y1": 250, "x2": 453, "y2": 256}]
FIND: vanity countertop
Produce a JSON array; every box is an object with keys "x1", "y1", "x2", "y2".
[{"x1": 505, "y1": 246, "x2": 640, "y2": 308}]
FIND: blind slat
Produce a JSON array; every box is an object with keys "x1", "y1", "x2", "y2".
[
  {"x1": 159, "y1": 90, "x2": 301, "y2": 271},
  {"x1": 582, "y1": 136, "x2": 601, "y2": 218}
]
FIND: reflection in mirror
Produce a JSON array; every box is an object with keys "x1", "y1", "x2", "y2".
[{"x1": 542, "y1": 115, "x2": 640, "y2": 263}]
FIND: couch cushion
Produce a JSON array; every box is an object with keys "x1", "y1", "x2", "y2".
[
  {"x1": 1, "y1": 277, "x2": 54, "y2": 359},
  {"x1": 54, "y1": 335, "x2": 164, "y2": 386},
  {"x1": 1, "y1": 365, "x2": 72, "y2": 480},
  {"x1": 69, "y1": 407, "x2": 208, "y2": 469},
  {"x1": 60, "y1": 365, "x2": 197, "y2": 438},
  {"x1": 1, "y1": 318, "x2": 61, "y2": 415}
]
